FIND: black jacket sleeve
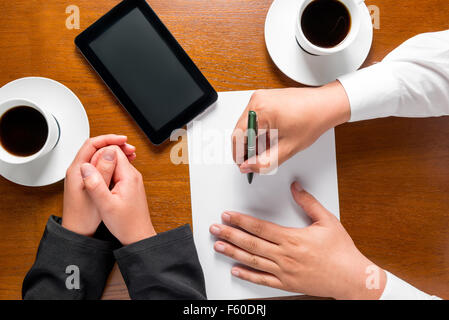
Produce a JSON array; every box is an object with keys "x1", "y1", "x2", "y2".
[
  {"x1": 22, "y1": 216, "x2": 118, "y2": 300},
  {"x1": 114, "y1": 224, "x2": 207, "y2": 300}
]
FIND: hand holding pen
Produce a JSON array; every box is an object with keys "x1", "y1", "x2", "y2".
[{"x1": 232, "y1": 85, "x2": 351, "y2": 175}]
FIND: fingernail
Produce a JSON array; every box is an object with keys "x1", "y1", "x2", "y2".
[
  {"x1": 215, "y1": 242, "x2": 225, "y2": 252},
  {"x1": 102, "y1": 148, "x2": 116, "y2": 161},
  {"x1": 125, "y1": 143, "x2": 135, "y2": 150},
  {"x1": 210, "y1": 225, "x2": 221, "y2": 235},
  {"x1": 240, "y1": 165, "x2": 252, "y2": 174},
  {"x1": 118, "y1": 135, "x2": 127, "y2": 140},
  {"x1": 231, "y1": 268, "x2": 240, "y2": 277},
  {"x1": 80, "y1": 163, "x2": 95, "y2": 179},
  {"x1": 294, "y1": 181, "x2": 303, "y2": 192},
  {"x1": 222, "y1": 212, "x2": 231, "y2": 223}
]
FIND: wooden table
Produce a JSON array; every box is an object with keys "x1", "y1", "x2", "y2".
[{"x1": 0, "y1": 0, "x2": 448, "y2": 300}]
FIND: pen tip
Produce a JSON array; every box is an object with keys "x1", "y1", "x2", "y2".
[{"x1": 247, "y1": 173, "x2": 253, "y2": 184}]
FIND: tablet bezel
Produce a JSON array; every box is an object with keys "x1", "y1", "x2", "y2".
[{"x1": 75, "y1": 0, "x2": 217, "y2": 145}]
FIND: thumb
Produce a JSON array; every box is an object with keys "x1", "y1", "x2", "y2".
[
  {"x1": 80, "y1": 163, "x2": 112, "y2": 211},
  {"x1": 290, "y1": 182, "x2": 333, "y2": 223}
]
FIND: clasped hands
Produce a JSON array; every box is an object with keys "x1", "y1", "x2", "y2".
[{"x1": 62, "y1": 134, "x2": 156, "y2": 246}]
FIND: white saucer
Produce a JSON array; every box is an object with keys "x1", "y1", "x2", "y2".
[
  {"x1": 265, "y1": 0, "x2": 373, "y2": 86},
  {"x1": 0, "y1": 77, "x2": 90, "y2": 187}
]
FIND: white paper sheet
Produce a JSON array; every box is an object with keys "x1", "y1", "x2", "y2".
[{"x1": 187, "y1": 90, "x2": 339, "y2": 299}]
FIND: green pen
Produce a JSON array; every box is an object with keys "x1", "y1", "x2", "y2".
[{"x1": 247, "y1": 111, "x2": 257, "y2": 184}]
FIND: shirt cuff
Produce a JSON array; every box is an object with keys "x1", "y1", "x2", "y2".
[
  {"x1": 113, "y1": 224, "x2": 206, "y2": 300},
  {"x1": 114, "y1": 224, "x2": 193, "y2": 259},
  {"x1": 22, "y1": 216, "x2": 117, "y2": 300},
  {"x1": 338, "y1": 62, "x2": 401, "y2": 122},
  {"x1": 380, "y1": 271, "x2": 441, "y2": 300}
]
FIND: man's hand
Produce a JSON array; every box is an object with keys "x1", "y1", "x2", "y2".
[
  {"x1": 232, "y1": 81, "x2": 350, "y2": 173},
  {"x1": 209, "y1": 182, "x2": 387, "y2": 300},
  {"x1": 80, "y1": 146, "x2": 156, "y2": 245},
  {"x1": 62, "y1": 135, "x2": 136, "y2": 236}
]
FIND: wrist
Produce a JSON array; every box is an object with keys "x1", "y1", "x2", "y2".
[
  {"x1": 317, "y1": 80, "x2": 351, "y2": 129},
  {"x1": 61, "y1": 215, "x2": 98, "y2": 237},
  {"x1": 336, "y1": 255, "x2": 387, "y2": 300}
]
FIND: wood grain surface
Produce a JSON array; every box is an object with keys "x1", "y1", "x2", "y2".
[{"x1": 0, "y1": 0, "x2": 448, "y2": 300}]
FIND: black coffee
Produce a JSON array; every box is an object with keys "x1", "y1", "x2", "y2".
[
  {"x1": 301, "y1": 0, "x2": 351, "y2": 48},
  {"x1": 0, "y1": 106, "x2": 48, "y2": 156}
]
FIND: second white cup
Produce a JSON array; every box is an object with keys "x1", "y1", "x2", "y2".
[
  {"x1": 295, "y1": 0, "x2": 365, "y2": 56},
  {"x1": 0, "y1": 98, "x2": 60, "y2": 165}
]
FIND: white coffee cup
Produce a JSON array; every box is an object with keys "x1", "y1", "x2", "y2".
[
  {"x1": 295, "y1": 0, "x2": 365, "y2": 56},
  {"x1": 0, "y1": 98, "x2": 60, "y2": 165}
]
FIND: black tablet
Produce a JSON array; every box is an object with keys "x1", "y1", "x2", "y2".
[{"x1": 75, "y1": 0, "x2": 217, "y2": 145}]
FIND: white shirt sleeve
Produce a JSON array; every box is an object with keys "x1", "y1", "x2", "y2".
[
  {"x1": 380, "y1": 271, "x2": 441, "y2": 300},
  {"x1": 338, "y1": 30, "x2": 449, "y2": 122}
]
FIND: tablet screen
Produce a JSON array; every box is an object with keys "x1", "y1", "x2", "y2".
[{"x1": 89, "y1": 7, "x2": 204, "y2": 131}]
